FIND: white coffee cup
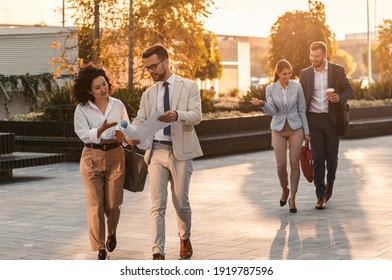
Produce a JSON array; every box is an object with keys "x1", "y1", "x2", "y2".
[{"x1": 327, "y1": 88, "x2": 334, "y2": 101}]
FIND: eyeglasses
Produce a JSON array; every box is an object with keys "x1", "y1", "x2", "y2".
[{"x1": 144, "y1": 59, "x2": 165, "y2": 72}]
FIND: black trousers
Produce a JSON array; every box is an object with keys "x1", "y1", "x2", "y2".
[{"x1": 307, "y1": 112, "x2": 340, "y2": 198}]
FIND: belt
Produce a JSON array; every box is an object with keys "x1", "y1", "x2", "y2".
[
  {"x1": 153, "y1": 140, "x2": 172, "y2": 146},
  {"x1": 307, "y1": 112, "x2": 329, "y2": 115},
  {"x1": 84, "y1": 142, "x2": 120, "y2": 151}
]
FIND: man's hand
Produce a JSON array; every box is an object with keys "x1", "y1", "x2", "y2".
[
  {"x1": 158, "y1": 110, "x2": 177, "y2": 123},
  {"x1": 330, "y1": 93, "x2": 340, "y2": 103},
  {"x1": 125, "y1": 138, "x2": 140, "y2": 146}
]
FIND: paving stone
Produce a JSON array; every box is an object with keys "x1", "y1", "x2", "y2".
[{"x1": 0, "y1": 135, "x2": 391, "y2": 260}]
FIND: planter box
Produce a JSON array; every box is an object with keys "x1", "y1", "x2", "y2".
[{"x1": 1, "y1": 106, "x2": 392, "y2": 161}]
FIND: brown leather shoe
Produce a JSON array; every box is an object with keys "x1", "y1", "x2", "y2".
[
  {"x1": 153, "y1": 253, "x2": 165, "y2": 260},
  {"x1": 315, "y1": 197, "x2": 326, "y2": 210},
  {"x1": 180, "y1": 239, "x2": 193, "y2": 259},
  {"x1": 326, "y1": 184, "x2": 333, "y2": 202}
]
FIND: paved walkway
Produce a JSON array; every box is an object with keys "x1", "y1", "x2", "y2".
[{"x1": 0, "y1": 135, "x2": 391, "y2": 260}]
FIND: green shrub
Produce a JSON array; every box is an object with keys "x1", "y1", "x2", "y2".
[
  {"x1": 369, "y1": 79, "x2": 392, "y2": 100},
  {"x1": 351, "y1": 78, "x2": 392, "y2": 100},
  {"x1": 112, "y1": 87, "x2": 147, "y2": 119},
  {"x1": 238, "y1": 85, "x2": 267, "y2": 112},
  {"x1": 200, "y1": 88, "x2": 217, "y2": 113},
  {"x1": 39, "y1": 83, "x2": 76, "y2": 121}
]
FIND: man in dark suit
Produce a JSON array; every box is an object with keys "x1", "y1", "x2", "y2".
[{"x1": 299, "y1": 41, "x2": 353, "y2": 209}]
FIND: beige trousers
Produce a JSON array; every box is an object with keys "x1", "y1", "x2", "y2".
[
  {"x1": 271, "y1": 122, "x2": 304, "y2": 194},
  {"x1": 148, "y1": 142, "x2": 193, "y2": 255},
  {"x1": 80, "y1": 146, "x2": 125, "y2": 251}
]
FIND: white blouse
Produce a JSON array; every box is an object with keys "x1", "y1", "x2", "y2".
[{"x1": 74, "y1": 96, "x2": 129, "y2": 144}]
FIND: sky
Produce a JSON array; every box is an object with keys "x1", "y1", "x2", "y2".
[{"x1": 0, "y1": 0, "x2": 391, "y2": 40}]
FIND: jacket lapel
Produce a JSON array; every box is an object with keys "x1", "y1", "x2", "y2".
[
  {"x1": 328, "y1": 62, "x2": 334, "y2": 88},
  {"x1": 148, "y1": 84, "x2": 158, "y2": 115},
  {"x1": 171, "y1": 76, "x2": 183, "y2": 110}
]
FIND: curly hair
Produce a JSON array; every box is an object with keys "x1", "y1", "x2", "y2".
[{"x1": 73, "y1": 64, "x2": 114, "y2": 104}]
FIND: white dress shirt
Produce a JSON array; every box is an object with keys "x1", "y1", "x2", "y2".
[
  {"x1": 279, "y1": 83, "x2": 288, "y2": 107},
  {"x1": 154, "y1": 73, "x2": 176, "y2": 141},
  {"x1": 74, "y1": 96, "x2": 129, "y2": 144},
  {"x1": 309, "y1": 60, "x2": 329, "y2": 113}
]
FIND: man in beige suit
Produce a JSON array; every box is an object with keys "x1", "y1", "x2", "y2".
[{"x1": 131, "y1": 45, "x2": 203, "y2": 260}]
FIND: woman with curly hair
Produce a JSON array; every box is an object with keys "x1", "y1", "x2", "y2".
[{"x1": 73, "y1": 64, "x2": 129, "y2": 260}]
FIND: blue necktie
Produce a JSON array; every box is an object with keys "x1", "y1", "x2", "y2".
[{"x1": 163, "y1": 82, "x2": 171, "y2": 135}]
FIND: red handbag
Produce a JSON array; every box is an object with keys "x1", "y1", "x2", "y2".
[{"x1": 300, "y1": 143, "x2": 313, "y2": 182}]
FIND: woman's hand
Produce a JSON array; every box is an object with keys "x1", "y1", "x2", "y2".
[
  {"x1": 304, "y1": 135, "x2": 311, "y2": 144},
  {"x1": 98, "y1": 119, "x2": 118, "y2": 137},
  {"x1": 125, "y1": 138, "x2": 140, "y2": 146},
  {"x1": 250, "y1": 97, "x2": 265, "y2": 107}
]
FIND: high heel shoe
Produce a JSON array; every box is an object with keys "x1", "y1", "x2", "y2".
[
  {"x1": 289, "y1": 198, "x2": 297, "y2": 213},
  {"x1": 279, "y1": 188, "x2": 289, "y2": 207}
]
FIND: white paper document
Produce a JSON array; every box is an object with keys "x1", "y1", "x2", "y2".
[
  {"x1": 133, "y1": 111, "x2": 171, "y2": 140},
  {"x1": 118, "y1": 111, "x2": 171, "y2": 149}
]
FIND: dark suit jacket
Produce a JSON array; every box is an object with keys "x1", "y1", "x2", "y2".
[{"x1": 299, "y1": 61, "x2": 353, "y2": 125}]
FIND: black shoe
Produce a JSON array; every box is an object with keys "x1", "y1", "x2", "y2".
[
  {"x1": 279, "y1": 188, "x2": 289, "y2": 207},
  {"x1": 98, "y1": 249, "x2": 107, "y2": 260},
  {"x1": 289, "y1": 198, "x2": 297, "y2": 213},
  {"x1": 326, "y1": 184, "x2": 333, "y2": 202},
  {"x1": 106, "y1": 232, "x2": 117, "y2": 252}
]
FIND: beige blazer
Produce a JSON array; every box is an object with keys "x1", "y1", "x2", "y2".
[{"x1": 132, "y1": 75, "x2": 203, "y2": 163}]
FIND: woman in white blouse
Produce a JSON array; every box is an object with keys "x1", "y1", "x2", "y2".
[
  {"x1": 73, "y1": 64, "x2": 129, "y2": 260},
  {"x1": 251, "y1": 59, "x2": 310, "y2": 213}
]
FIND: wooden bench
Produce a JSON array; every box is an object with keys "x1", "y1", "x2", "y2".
[
  {"x1": 0, "y1": 121, "x2": 83, "y2": 161},
  {"x1": 343, "y1": 106, "x2": 392, "y2": 139},
  {"x1": 196, "y1": 115, "x2": 273, "y2": 157},
  {"x1": 0, "y1": 133, "x2": 65, "y2": 181}
]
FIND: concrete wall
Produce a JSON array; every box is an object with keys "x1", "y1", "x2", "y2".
[{"x1": 0, "y1": 26, "x2": 77, "y2": 75}]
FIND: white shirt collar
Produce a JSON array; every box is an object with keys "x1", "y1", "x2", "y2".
[
  {"x1": 313, "y1": 60, "x2": 329, "y2": 73},
  {"x1": 159, "y1": 73, "x2": 176, "y2": 88}
]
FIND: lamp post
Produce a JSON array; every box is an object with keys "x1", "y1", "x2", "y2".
[
  {"x1": 374, "y1": 0, "x2": 377, "y2": 37},
  {"x1": 62, "y1": 0, "x2": 65, "y2": 27},
  {"x1": 128, "y1": 0, "x2": 133, "y2": 90},
  {"x1": 367, "y1": 0, "x2": 372, "y2": 82}
]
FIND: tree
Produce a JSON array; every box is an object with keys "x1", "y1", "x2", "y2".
[
  {"x1": 132, "y1": 0, "x2": 213, "y2": 80},
  {"x1": 376, "y1": 19, "x2": 392, "y2": 80},
  {"x1": 65, "y1": 0, "x2": 218, "y2": 87},
  {"x1": 67, "y1": 0, "x2": 129, "y2": 84},
  {"x1": 195, "y1": 32, "x2": 223, "y2": 81},
  {"x1": 332, "y1": 49, "x2": 356, "y2": 78},
  {"x1": 268, "y1": 0, "x2": 336, "y2": 78}
]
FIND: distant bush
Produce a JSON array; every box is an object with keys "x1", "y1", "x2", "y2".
[
  {"x1": 200, "y1": 88, "x2": 217, "y2": 113},
  {"x1": 238, "y1": 85, "x2": 267, "y2": 112},
  {"x1": 112, "y1": 87, "x2": 147, "y2": 119},
  {"x1": 39, "y1": 83, "x2": 75, "y2": 121},
  {"x1": 351, "y1": 78, "x2": 392, "y2": 100}
]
